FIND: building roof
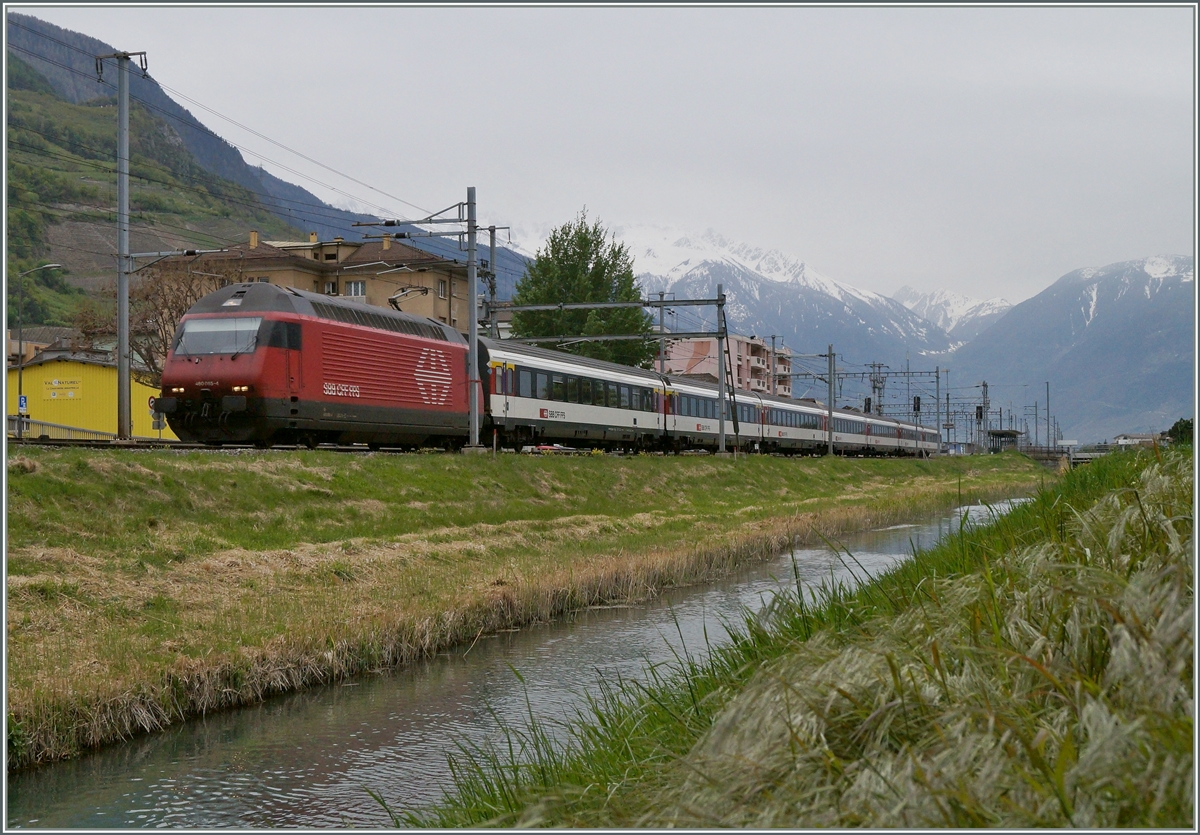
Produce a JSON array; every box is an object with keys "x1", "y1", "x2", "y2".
[
  {"x1": 19, "y1": 347, "x2": 116, "y2": 368},
  {"x1": 155, "y1": 237, "x2": 465, "y2": 277},
  {"x1": 9, "y1": 325, "x2": 79, "y2": 346},
  {"x1": 341, "y1": 239, "x2": 466, "y2": 274}
]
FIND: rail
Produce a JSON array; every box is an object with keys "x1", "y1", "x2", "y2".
[{"x1": 6, "y1": 416, "x2": 169, "y2": 443}]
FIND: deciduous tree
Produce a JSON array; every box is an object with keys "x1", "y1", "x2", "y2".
[
  {"x1": 511, "y1": 210, "x2": 654, "y2": 368},
  {"x1": 74, "y1": 258, "x2": 242, "y2": 387}
]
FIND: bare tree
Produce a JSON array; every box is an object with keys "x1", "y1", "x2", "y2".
[
  {"x1": 74, "y1": 259, "x2": 243, "y2": 388},
  {"x1": 128, "y1": 259, "x2": 243, "y2": 387}
]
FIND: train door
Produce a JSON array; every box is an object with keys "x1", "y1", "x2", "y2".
[
  {"x1": 491, "y1": 360, "x2": 514, "y2": 434},
  {"x1": 283, "y1": 321, "x2": 303, "y2": 399}
]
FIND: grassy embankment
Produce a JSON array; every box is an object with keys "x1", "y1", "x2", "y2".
[
  {"x1": 6, "y1": 448, "x2": 1044, "y2": 770},
  {"x1": 409, "y1": 449, "x2": 1192, "y2": 828}
]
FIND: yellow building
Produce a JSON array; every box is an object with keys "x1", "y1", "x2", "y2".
[{"x1": 6, "y1": 350, "x2": 177, "y2": 440}]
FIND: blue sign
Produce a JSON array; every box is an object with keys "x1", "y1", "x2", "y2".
[{"x1": 18, "y1": 394, "x2": 28, "y2": 414}]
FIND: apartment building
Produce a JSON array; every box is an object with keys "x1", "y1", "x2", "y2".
[
  {"x1": 156, "y1": 231, "x2": 472, "y2": 331},
  {"x1": 662, "y1": 333, "x2": 792, "y2": 398}
]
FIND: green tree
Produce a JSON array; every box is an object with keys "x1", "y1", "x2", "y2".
[
  {"x1": 1166, "y1": 417, "x2": 1192, "y2": 446},
  {"x1": 511, "y1": 210, "x2": 655, "y2": 368}
]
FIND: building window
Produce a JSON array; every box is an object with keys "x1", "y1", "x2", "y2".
[
  {"x1": 438, "y1": 279, "x2": 447, "y2": 299},
  {"x1": 325, "y1": 281, "x2": 338, "y2": 295},
  {"x1": 324, "y1": 253, "x2": 337, "y2": 261},
  {"x1": 346, "y1": 280, "x2": 365, "y2": 297}
]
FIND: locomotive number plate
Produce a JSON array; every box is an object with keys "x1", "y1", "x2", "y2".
[{"x1": 323, "y1": 382, "x2": 361, "y2": 398}]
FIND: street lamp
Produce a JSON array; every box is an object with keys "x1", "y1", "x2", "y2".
[{"x1": 13, "y1": 263, "x2": 62, "y2": 439}]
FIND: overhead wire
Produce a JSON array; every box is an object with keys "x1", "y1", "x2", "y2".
[
  {"x1": 6, "y1": 42, "x2": 416, "y2": 223},
  {"x1": 18, "y1": 197, "x2": 241, "y2": 249},
  {"x1": 8, "y1": 136, "x2": 379, "y2": 238},
  {"x1": 7, "y1": 18, "x2": 435, "y2": 218},
  {"x1": 8, "y1": 92, "x2": 530, "y2": 282},
  {"x1": 9, "y1": 26, "x2": 534, "y2": 285}
]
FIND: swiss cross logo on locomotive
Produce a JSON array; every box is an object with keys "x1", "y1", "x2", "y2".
[{"x1": 414, "y1": 348, "x2": 452, "y2": 405}]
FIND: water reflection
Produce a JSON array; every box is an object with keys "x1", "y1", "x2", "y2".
[{"x1": 7, "y1": 501, "x2": 1022, "y2": 828}]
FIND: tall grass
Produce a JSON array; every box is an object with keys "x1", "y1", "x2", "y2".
[
  {"x1": 5, "y1": 449, "x2": 1044, "y2": 770},
  {"x1": 408, "y1": 449, "x2": 1192, "y2": 827}
]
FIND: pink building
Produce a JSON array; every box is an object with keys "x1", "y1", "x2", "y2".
[{"x1": 660, "y1": 334, "x2": 792, "y2": 398}]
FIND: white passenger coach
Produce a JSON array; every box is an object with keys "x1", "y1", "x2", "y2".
[{"x1": 480, "y1": 338, "x2": 938, "y2": 455}]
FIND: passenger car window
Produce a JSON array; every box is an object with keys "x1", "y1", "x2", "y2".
[
  {"x1": 536, "y1": 372, "x2": 550, "y2": 399},
  {"x1": 519, "y1": 369, "x2": 532, "y2": 398},
  {"x1": 567, "y1": 376, "x2": 579, "y2": 403}
]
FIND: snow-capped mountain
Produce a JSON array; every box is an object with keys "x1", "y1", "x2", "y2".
[
  {"x1": 893, "y1": 286, "x2": 1012, "y2": 343},
  {"x1": 612, "y1": 224, "x2": 954, "y2": 365},
  {"x1": 949, "y1": 255, "x2": 1194, "y2": 441}
]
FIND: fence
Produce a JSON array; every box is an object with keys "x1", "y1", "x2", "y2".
[{"x1": 6, "y1": 416, "x2": 169, "y2": 443}]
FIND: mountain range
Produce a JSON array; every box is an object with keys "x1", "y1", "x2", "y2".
[
  {"x1": 619, "y1": 225, "x2": 1193, "y2": 440},
  {"x1": 8, "y1": 13, "x2": 1193, "y2": 442},
  {"x1": 948, "y1": 255, "x2": 1194, "y2": 442},
  {"x1": 892, "y1": 286, "x2": 1011, "y2": 344},
  {"x1": 619, "y1": 224, "x2": 954, "y2": 360}
]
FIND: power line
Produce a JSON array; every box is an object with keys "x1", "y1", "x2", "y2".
[
  {"x1": 12, "y1": 137, "x2": 533, "y2": 286},
  {"x1": 7, "y1": 41, "x2": 415, "y2": 223},
  {"x1": 9, "y1": 26, "x2": 531, "y2": 287},
  {"x1": 8, "y1": 124, "x2": 387, "y2": 226},
  {"x1": 17, "y1": 198, "x2": 240, "y2": 249},
  {"x1": 8, "y1": 137, "x2": 376, "y2": 237},
  {"x1": 8, "y1": 18, "x2": 435, "y2": 219}
]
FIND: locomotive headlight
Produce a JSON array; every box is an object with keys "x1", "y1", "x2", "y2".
[
  {"x1": 231, "y1": 385, "x2": 250, "y2": 392},
  {"x1": 171, "y1": 387, "x2": 185, "y2": 393}
]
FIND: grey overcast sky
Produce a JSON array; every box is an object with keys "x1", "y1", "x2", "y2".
[{"x1": 15, "y1": 4, "x2": 1198, "y2": 302}]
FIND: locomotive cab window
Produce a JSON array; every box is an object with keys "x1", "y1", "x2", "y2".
[
  {"x1": 262, "y1": 320, "x2": 302, "y2": 350},
  {"x1": 173, "y1": 317, "x2": 262, "y2": 355}
]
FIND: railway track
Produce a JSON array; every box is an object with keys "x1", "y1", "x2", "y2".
[{"x1": 5, "y1": 436, "x2": 927, "y2": 458}]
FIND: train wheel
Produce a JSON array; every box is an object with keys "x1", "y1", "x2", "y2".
[{"x1": 301, "y1": 433, "x2": 317, "y2": 450}]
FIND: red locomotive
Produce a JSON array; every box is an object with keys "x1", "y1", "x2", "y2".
[{"x1": 157, "y1": 283, "x2": 477, "y2": 448}]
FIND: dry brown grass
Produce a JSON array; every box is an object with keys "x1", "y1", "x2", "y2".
[{"x1": 6, "y1": 453, "x2": 1043, "y2": 771}]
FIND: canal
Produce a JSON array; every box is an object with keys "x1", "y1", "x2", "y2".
[{"x1": 7, "y1": 500, "x2": 1022, "y2": 828}]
